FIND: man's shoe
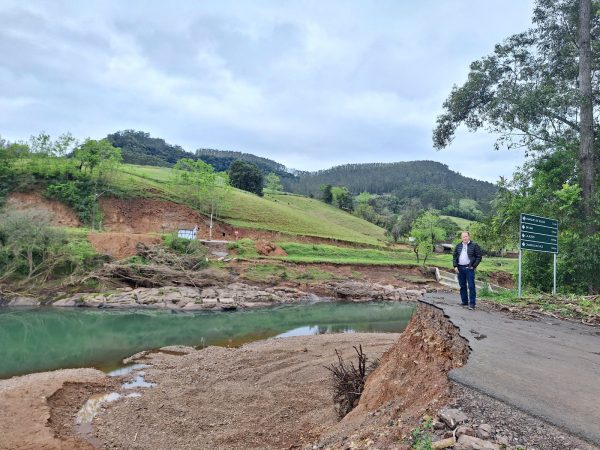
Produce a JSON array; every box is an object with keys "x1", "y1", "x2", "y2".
[
  {"x1": 468, "y1": 305, "x2": 475, "y2": 310},
  {"x1": 461, "y1": 303, "x2": 468, "y2": 307}
]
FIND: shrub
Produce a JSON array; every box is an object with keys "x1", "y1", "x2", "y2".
[{"x1": 325, "y1": 345, "x2": 379, "y2": 419}]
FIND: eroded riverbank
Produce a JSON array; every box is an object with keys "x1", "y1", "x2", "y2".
[{"x1": 1, "y1": 302, "x2": 596, "y2": 450}]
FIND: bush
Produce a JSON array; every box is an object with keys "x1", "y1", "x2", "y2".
[
  {"x1": 44, "y1": 181, "x2": 101, "y2": 228},
  {"x1": 325, "y1": 345, "x2": 379, "y2": 419},
  {"x1": 0, "y1": 208, "x2": 98, "y2": 281}
]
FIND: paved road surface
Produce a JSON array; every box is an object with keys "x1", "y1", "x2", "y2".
[{"x1": 424, "y1": 292, "x2": 600, "y2": 445}]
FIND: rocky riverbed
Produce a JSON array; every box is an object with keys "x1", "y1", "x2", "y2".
[{"x1": 2, "y1": 280, "x2": 425, "y2": 310}]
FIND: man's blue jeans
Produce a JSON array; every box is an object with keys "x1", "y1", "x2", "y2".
[{"x1": 457, "y1": 265, "x2": 476, "y2": 306}]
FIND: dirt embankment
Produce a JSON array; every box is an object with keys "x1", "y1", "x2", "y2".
[
  {"x1": 99, "y1": 197, "x2": 384, "y2": 247},
  {"x1": 0, "y1": 368, "x2": 110, "y2": 450},
  {"x1": 314, "y1": 303, "x2": 470, "y2": 448},
  {"x1": 6, "y1": 191, "x2": 81, "y2": 227},
  {"x1": 87, "y1": 232, "x2": 163, "y2": 260}
]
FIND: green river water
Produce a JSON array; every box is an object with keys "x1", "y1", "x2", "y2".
[{"x1": 0, "y1": 301, "x2": 415, "y2": 379}]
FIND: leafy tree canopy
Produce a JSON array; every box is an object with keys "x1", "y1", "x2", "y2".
[{"x1": 228, "y1": 160, "x2": 264, "y2": 196}]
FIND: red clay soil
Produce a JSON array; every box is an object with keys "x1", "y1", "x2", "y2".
[
  {"x1": 6, "y1": 191, "x2": 81, "y2": 227},
  {"x1": 254, "y1": 240, "x2": 288, "y2": 257},
  {"x1": 87, "y1": 232, "x2": 163, "y2": 260},
  {"x1": 314, "y1": 304, "x2": 470, "y2": 449},
  {"x1": 100, "y1": 197, "x2": 383, "y2": 247}
]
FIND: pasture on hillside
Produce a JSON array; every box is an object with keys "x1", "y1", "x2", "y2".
[{"x1": 113, "y1": 164, "x2": 388, "y2": 245}]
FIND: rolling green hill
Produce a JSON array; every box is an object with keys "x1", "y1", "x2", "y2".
[
  {"x1": 104, "y1": 131, "x2": 495, "y2": 219},
  {"x1": 111, "y1": 165, "x2": 387, "y2": 245}
]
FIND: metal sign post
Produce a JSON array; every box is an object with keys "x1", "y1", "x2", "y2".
[{"x1": 518, "y1": 213, "x2": 559, "y2": 297}]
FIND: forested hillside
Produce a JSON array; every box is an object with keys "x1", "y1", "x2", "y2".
[
  {"x1": 105, "y1": 130, "x2": 496, "y2": 218},
  {"x1": 284, "y1": 161, "x2": 496, "y2": 210},
  {"x1": 106, "y1": 130, "x2": 290, "y2": 178}
]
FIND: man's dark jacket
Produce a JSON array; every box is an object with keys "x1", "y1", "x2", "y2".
[{"x1": 452, "y1": 241, "x2": 483, "y2": 269}]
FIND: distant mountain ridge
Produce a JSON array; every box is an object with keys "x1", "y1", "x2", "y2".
[
  {"x1": 283, "y1": 161, "x2": 496, "y2": 207},
  {"x1": 105, "y1": 130, "x2": 496, "y2": 211},
  {"x1": 106, "y1": 130, "x2": 291, "y2": 178}
]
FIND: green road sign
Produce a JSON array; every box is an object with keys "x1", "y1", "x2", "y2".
[
  {"x1": 521, "y1": 222, "x2": 558, "y2": 236},
  {"x1": 520, "y1": 232, "x2": 557, "y2": 244},
  {"x1": 520, "y1": 213, "x2": 558, "y2": 228},
  {"x1": 519, "y1": 213, "x2": 558, "y2": 254},
  {"x1": 520, "y1": 240, "x2": 558, "y2": 253}
]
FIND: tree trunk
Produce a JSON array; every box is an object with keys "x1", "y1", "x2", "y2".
[{"x1": 579, "y1": 0, "x2": 595, "y2": 233}]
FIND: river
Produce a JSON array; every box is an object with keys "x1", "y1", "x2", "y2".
[{"x1": 0, "y1": 300, "x2": 415, "y2": 378}]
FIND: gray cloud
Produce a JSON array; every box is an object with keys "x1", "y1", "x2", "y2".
[{"x1": 0, "y1": 0, "x2": 534, "y2": 183}]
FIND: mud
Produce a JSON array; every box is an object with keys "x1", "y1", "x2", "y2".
[
  {"x1": 87, "y1": 232, "x2": 163, "y2": 260},
  {"x1": 6, "y1": 191, "x2": 81, "y2": 227}
]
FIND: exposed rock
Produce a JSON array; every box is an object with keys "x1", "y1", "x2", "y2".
[
  {"x1": 477, "y1": 423, "x2": 492, "y2": 440},
  {"x1": 438, "y1": 407, "x2": 468, "y2": 429},
  {"x1": 8, "y1": 296, "x2": 39, "y2": 306},
  {"x1": 431, "y1": 437, "x2": 455, "y2": 449},
  {"x1": 456, "y1": 425, "x2": 476, "y2": 437},
  {"x1": 329, "y1": 280, "x2": 425, "y2": 301},
  {"x1": 454, "y1": 435, "x2": 500, "y2": 450},
  {"x1": 433, "y1": 419, "x2": 446, "y2": 430}
]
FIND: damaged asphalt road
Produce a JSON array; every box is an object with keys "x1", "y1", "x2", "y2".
[{"x1": 424, "y1": 292, "x2": 600, "y2": 446}]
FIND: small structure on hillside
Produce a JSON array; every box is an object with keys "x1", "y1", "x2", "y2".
[{"x1": 177, "y1": 225, "x2": 198, "y2": 240}]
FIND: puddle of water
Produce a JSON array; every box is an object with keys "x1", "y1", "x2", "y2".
[
  {"x1": 76, "y1": 392, "x2": 122, "y2": 424},
  {"x1": 107, "y1": 363, "x2": 149, "y2": 377},
  {"x1": 122, "y1": 374, "x2": 157, "y2": 389},
  {"x1": 276, "y1": 325, "x2": 356, "y2": 338}
]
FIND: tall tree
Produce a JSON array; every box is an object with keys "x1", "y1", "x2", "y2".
[
  {"x1": 228, "y1": 160, "x2": 264, "y2": 196},
  {"x1": 433, "y1": 0, "x2": 600, "y2": 292},
  {"x1": 173, "y1": 158, "x2": 230, "y2": 240},
  {"x1": 578, "y1": 0, "x2": 595, "y2": 233},
  {"x1": 265, "y1": 172, "x2": 284, "y2": 192}
]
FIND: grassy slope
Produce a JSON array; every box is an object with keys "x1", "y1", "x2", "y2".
[
  {"x1": 272, "y1": 242, "x2": 517, "y2": 278},
  {"x1": 110, "y1": 164, "x2": 387, "y2": 245},
  {"x1": 441, "y1": 215, "x2": 472, "y2": 229}
]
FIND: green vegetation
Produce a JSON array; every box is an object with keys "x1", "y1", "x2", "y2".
[
  {"x1": 434, "y1": 0, "x2": 600, "y2": 293},
  {"x1": 262, "y1": 241, "x2": 518, "y2": 278},
  {"x1": 265, "y1": 172, "x2": 284, "y2": 192},
  {"x1": 0, "y1": 209, "x2": 100, "y2": 283},
  {"x1": 409, "y1": 211, "x2": 446, "y2": 265},
  {"x1": 408, "y1": 417, "x2": 434, "y2": 450},
  {"x1": 227, "y1": 238, "x2": 259, "y2": 257},
  {"x1": 101, "y1": 164, "x2": 388, "y2": 245},
  {"x1": 441, "y1": 215, "x2": 472, "y2": 230},
  {"x1": 228, "y1": 160, "x2": 264, "y2": 196},
  {"x1": 241, "y1": 263, "x2": 340, "y2": 283},
  {"x1": 479, "y1": 289, "x2": 600, "y2": 324}
]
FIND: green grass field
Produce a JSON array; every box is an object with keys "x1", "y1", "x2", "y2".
[
  {"x1": 110, "y1": 164, "x2": 388, "y2": 245},
  {"x1": 263, "y1": 241, "x2": 518, "y2": 278},
  {"x1": 441, "y1": 215, "x2": 473, "y2": 229}
]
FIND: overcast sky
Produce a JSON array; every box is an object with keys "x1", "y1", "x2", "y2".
[{"x1": 0, "y1": 0, "x2": 535, "y2": 182}]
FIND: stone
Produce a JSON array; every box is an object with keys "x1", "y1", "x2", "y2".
[
  {"x1": 181, "y1": 303, "x2": 207, "y2": 311},
  {"x1": 456, "y1": 425, "x2": 476, "y2": 438},
  {"x1": 454, "y1": 435, "x2": 500, "y2": 450},
  {"x1": 219, "y1": 297, "x2": 235, "y2": 304},
  {"x1": 438, "y1": 407, "x2": 468, "y2": 429},
  {"x1": 433, "y1": 419, "x2": 446, "y2": 430},
  {"x1": 477, "y1": 423, "x2": 492, "y2": 440},
  {"x1": 496, "y1": 436, "x2": 509, "y2": 446},
  {"x1": 431, "y1": 437, "x2": 455, "y2": 449},
  {"x1": 9, "y1": 296, "x2": 39, "y2": 306},
  {"x1": 53, "y1": 297, "x2": 85, "y2": 307},
  {"x1": 200, "y1": 288, "x2": 218, "y2": 299}
]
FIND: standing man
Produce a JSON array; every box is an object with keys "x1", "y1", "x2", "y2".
[{"x1": 453, "y1": 231, "x2": 483, "y2": 310}]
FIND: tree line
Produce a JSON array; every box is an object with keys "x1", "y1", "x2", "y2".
[{"x1": 434, "y1": 0, "x2": 600, "y2": 294}]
